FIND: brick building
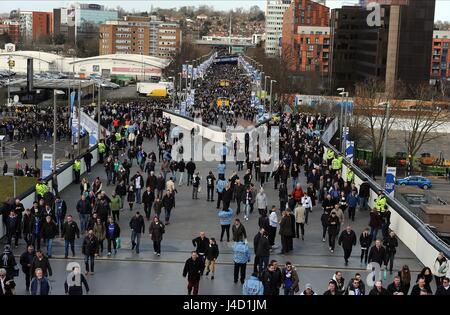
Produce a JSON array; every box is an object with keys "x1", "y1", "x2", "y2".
[
  {"x1": 281, "y1": 0, "x2": 330, "y2": 74},
  {"x1": 0, "y1": 20, "x2": 20, "y2": 44},
  {"x1": 19, "y1": 11, "x2": 53, "y2": 42},
  {"x1": 99, "y1": 16, "x2": 181, "y2": 60},
  {"x1": 431, "y1": 30, "x2": 450, "y2": 82}
]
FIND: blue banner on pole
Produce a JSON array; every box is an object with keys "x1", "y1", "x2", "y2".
[
  {"x1": 385, "y1": 167, "x2": 396, "y2": 196},
  {"x1": 41, "y1": 153, "x2": 53, "y2": 178},
  {"x1": 345, "y1": 140, "x2": 354, "y2": 162}
]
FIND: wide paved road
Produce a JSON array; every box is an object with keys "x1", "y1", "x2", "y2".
[{"x1": 8, "y1": 123, "x2": 426, "y2": 295}]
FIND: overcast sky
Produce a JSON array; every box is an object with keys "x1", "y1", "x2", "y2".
[{"x1": 3, "y1": 1, "x2": 450, "y2": 21}]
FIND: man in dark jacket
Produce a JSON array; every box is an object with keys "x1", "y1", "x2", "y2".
[
  {"x1": 162, "y1": 190, "x2": 175, "y2": 225},
  {"x1": 368, "y1": 239, "x2": 387, "y2": 268},
  {"x1": 369, "y1": 280, "x2": 389, "y2": 295},
  {"x1": 40, "y1": 216, "x2": 58, "y2": 258},
  {"x1": 287, "y1": 209, "x2": 296, "y2": 251},
  {"x1": 82, "y1": 229, "x2": 99, "y2": 274},
  {"x1": 234, "y1": 179, "x2": 245, "y2": 214},
  {"x1": 30, "y1": 249, "x2": 52, "y2": 277},
  {"x1": 206, "y1": 171, "x2": 216, "y2": 202},
  {"x1": 435, "y1": 277, "x2": 450, "y2": 295},
  {"x1": 186, "y1": 159, "x2": 196, "y2": 186},
  {"x1": 6, "y1": 211, "x2": 20, "y2": 248},
  {"x1": 359, "y1": 178, "x2": 370, "y2": 211},
  {"x1": 53, "y1": 196, "x2": 67, "y2": 235},
  {"x1": 182, "y1": 251, "x2": 205, "y2": 295},
  {"x1": 61, "y1": 215, "x2": 80, "y2": 258},
  {"x1": 129, "y1": 212, "x2": 145, "y2": 254},
  {"x1": 205, "y1": 238, "x2": 219, "y2": 279},
  {"x1": 387, "y1": 276, "x2": 404, "y2": 295},
  {"x1": 260, "y1": 260, "x2": 282, "y2": 295},
  {"x1": 84, "y1": 150, "x2": 93, "y2": 173},
  {"x1": 256, "y1": 229, "x2": 271, "y2": 274},
  {"x1": 232, "y1": 219, "x2": 247, "y2": 242},
  {"x1": 279, "y1": 211, "x2": 292, "y2": 254},
  {"x1": 142, "y1": 186, "x2": 155, "y2": 221},
  {"x1": 20, "y1": 245, "x2": 36, "y2": 291},
  {"x1": 192, "y1": 232, "x2": 209, "y2": 262},
  {"x1": 338, "y1": 225, "x2": 357, "y2": 266}
]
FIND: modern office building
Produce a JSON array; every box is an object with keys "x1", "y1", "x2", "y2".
[
  {"x1": 281, "y1": 0, "x2": 330, "y2": 74},
  {"x1": 99, "y1": 16, "x2": 181, "y2": 60},
  {"x1": 329, "y1": 0, "x2": 436, "y2": 93},
  {"x1": 19, "y1": 11, "x2": 53, "y2": 42},
  {"x1": 430, "y1": 30, "x2": 450, "y2": 82},
  {"x1": 74, "y1": 3, "x2": 118, "y2": 41},
  {"x1": 265, "y1": 0, "x2": 293, "y2": 56}
]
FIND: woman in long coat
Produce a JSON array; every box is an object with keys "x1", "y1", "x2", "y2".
[{"x1": 149, "y1": 216, "x2": 165, "y2": 256}]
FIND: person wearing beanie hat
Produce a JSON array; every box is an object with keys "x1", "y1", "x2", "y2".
[{"x1": 300, "y1": 283, "x2": 317, "y2": 295}]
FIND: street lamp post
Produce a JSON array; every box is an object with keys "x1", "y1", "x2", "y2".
[
  {"x1": 337, "y1": 88, "x2": 345, "y2": 151},
  {"x1": 340, "y1": 91, "x2": 349, "y2": 153},
  {"x1": 97, "y1": 83, "x2": 101, "y2": 142},
  {"x1": 77, "y1": 80, "x2": 82, "y2": 156},
  {"x1": 381, "y1": 102, "x2": 391, "y2": 182},
  {"x1": 53, "y1": 89, "x2": 65, "y2": 172},
  {"x1": 259, "y1": 71, "x2": 264, "y2": 101},
  {"x1": 264, "y1": 75, "x2": 270, "y2": 109},
  {"x1": 270, "y1": 79, "x2": 277, "y2": 116}
]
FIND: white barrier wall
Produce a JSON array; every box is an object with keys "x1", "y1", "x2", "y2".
[
  {"x1": 350, "y1": 158, "x2": 442, "y2": 267},
  {"x1": 163, "y1": 112, "x2": 227, "y2": 143},
  {"x1": 1, "y1": 148, "x2": 99, "y2": 238}
]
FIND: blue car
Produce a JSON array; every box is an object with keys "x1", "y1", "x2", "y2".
[{"x1": 396, "y1": 176, "x2": 432, "y2": 189}]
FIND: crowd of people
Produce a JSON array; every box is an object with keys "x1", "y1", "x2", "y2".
[{"x1": 1, "y1": 53, "x2": 450, "y2": 296}]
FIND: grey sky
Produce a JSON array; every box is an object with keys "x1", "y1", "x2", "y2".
[{"x1": 2, "y1": 1, "x2": 450, "y2": 21}]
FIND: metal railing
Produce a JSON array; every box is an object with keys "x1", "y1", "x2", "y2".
[{"x1": 320, "y1": 120, "x2": 450, "y2": 262}]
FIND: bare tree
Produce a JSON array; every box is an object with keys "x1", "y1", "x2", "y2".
[
  {"x1": 403, "y1": 85, "x2": 449, "y2": 161},
  {"x1": 353, "y1": 78, "x2": 402, "y2": 159}
]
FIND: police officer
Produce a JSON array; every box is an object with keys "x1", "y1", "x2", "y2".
[
  {"x1": 98, "y1": 140, "x2": 106, "y2": 163},
  {"x1": 73, "y1": 159, "x2": 81, "y2": 184}
]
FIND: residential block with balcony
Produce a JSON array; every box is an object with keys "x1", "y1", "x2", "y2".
[{"x1": 431, "y1": 30, "x2": 450, "y2": 81}]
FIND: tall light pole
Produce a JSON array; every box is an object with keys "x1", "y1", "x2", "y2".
[
  {"x1": 340, "y1": 91, "x2": 349, "y2": 153},
  {"x1": 77, "y1": 80, "x2": 82, "y2": 156},
  {"x1": 381, "y1": 102, "x2": 391, "y2": 183},
  {"x1": 168, "y1": 76, "x2": 175, "y2": 108},
  {"x1": 337, "y1": 88, "x2": 345, "y2": 152},
  {"x1": 97, "y1": 83, "x2": 101, "y2": 143},
  {"x1": 259, "y1": 71, "x2": 264, "y2": 101},
  {"x1": 178, "y1": 72, "x2": 182, "y2": 101},
  {"x1": 264, "y1": 75, "x2": 270, "y2": 108},
  {"x1": 270, "y1": 79, "x2": 277, "y2": 116},
  {"x1": 53, "y1": 89, "x2": 65, "y2": 171}
]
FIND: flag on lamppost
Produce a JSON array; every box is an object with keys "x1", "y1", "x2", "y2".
[
  {"x1": 345, "y1": 140, "x2": 354, "y2": 163},
  {"x1": 385, "y1": 167, "x2": 397, "y2": 196}
]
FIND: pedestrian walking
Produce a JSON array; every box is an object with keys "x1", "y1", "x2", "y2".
[
  {"x1": 149, "y1": 216, "x2": 165, "y2": 256},
  {"x1": 30, "y1": 250, "x2": 52, "y2": 278},
  {"x1": 192, "y1": 232, "x2": 209, "y2": 262},
  {"x1": 182, "y1": 251, "x2": 205, "y2": 295},
  {"x1": 383, "y1": 231, "x2": 398, "y2": 274},
  {"x1": 205, "y1": 238, "x2": 219, "y2": 280},
  {"x1": 19, "y1": 245, "x2": 35, "y2": 291},
  {"x1": 232, "y1": 218, "x2": 247, "y2": 242},
  {"x1": 40, "y1": 216, "x2": 58, "y2": 258},
  {"x1": 281, "y1": 262, "x2": 299, "y2": 295},
  {"x1": 233, "y1": 240, "x2": 251, "y2": 285},
  {"x1": 29, "y1": 268, "x2": 51, "y2": 295},
  {"x1": 129, "y1": 212, "x2": 145, "y2": 254},
  {"x1": 106, "y1": 217, "x2": 121, "y2": 256},
  {"x1": 359, "y1": 228, "x2": 371, "y2": 265},
  {"x1": 338, "y1": 225, "x2": 357, "y2": 265},
  {"x1": 61, "y1": 215, "x2": 80, "y2": 258},
  {"x1": 218, "y1": 208, "x2": 233, "y2": 242},
  {"x1": 142, "y1": 186, "x2": 155, "y2": 221},
  {"x1": 327, "y1": 211, "x2": 340, "y2": 253},
  {"x1": 82, "y1": 230, "x2": 99, "y2": 275}
]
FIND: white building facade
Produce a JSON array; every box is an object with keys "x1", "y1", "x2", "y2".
[{"x1": 265, "y1": 0, "x2": 292, "y2": 57}]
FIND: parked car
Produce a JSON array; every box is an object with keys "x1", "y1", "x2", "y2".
[{"x1": 396, "y1": 176, "x2": 432, "y2": 189}]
